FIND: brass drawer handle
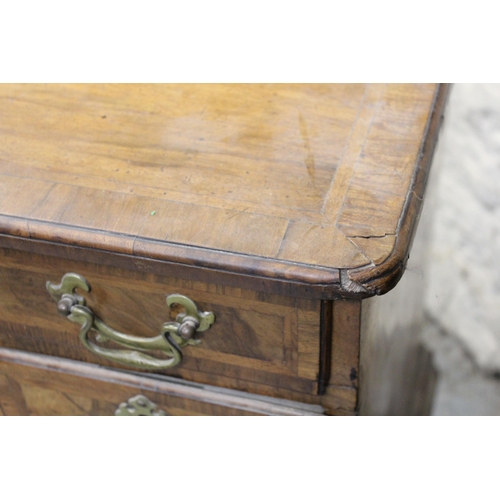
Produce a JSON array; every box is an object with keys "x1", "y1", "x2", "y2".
[
  {"x1": 115, "y1": 395, "x2": 166, "y2": 416},
  {"x1": 46, "y1": 272, "x2": 215, "y2": 371}
]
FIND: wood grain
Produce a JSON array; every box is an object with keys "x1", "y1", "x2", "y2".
[
  {"x1": 0, "y1": 246, "x2": 323, "y2": 396},
  {"x1": 331, "y1": 300, "x2": 361, "y2": 389},
  {"x1": 0, "y1": 244, "x2": 363, "y2": 413},
  {"x1": 0, "y1": 84, "x2": 447, "y2": 417},
  {"x1": 0, "y1": 84, "x2": 448, "y2": 296}
]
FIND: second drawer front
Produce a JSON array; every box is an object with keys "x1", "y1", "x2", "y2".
[{"x1": 0, "y1": 348, "x2": 324, "y2": 416}]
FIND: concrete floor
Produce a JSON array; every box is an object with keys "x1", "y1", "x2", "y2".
[{"x1": 422, "y1": 84, "x2": 500, "y2": 415}]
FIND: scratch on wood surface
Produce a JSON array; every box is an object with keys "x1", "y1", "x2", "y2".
[
  {"x1": 349, "y1": 233, "x2": 396, "y2": 239},
  {"x1": 226, "y1": 207, "x2": 249, "y2": 219},
  {"x1": 298, "y1": 112, "x2": 315, "y2": 184}
]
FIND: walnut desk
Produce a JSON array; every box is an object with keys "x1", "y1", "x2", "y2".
[{"x1": 0, "y1": 84, "x2": 448, "y2": 416}]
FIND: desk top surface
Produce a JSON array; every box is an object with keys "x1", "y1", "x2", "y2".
[{"x1": 0, "y1": 84, "x2": 447, "y2": 296}]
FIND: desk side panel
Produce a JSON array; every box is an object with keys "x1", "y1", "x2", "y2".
[{"x1": 358, "y1": 148, "x2": 441, "y2": 415}]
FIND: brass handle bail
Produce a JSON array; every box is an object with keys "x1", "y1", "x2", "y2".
[{"x1": 46, "y1": 273, "x2": 215, "y2": 371}]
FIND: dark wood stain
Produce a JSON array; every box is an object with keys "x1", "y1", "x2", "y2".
[{"x1": 318, "y1": 300, "x2": 333, "y2": 395}]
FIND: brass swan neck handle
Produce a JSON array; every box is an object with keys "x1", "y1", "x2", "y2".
[{"x1": 46, "y1": 273, "x2": 215, "y2": 371}]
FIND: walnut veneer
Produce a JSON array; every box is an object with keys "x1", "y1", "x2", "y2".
[{"x1": 0, "y1": 84, "x2": 449, "y2": 415}]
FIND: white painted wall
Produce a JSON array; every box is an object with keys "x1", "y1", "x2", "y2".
[{"x1": 423, "y1": 84, "x2": 500, "y2": 414}]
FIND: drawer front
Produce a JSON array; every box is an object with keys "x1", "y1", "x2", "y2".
[
  {"x1": 0, "y1": 247, "x2": 322, "y2": 399},
  {"x1": 0, "y1": 348, "x2": 324, "y2": 416}
]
